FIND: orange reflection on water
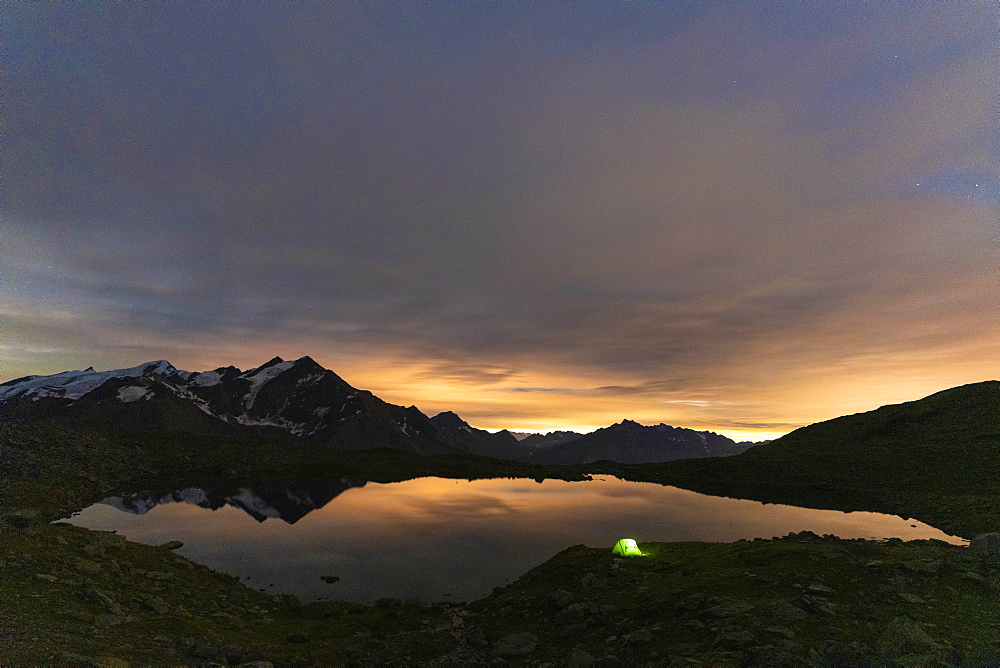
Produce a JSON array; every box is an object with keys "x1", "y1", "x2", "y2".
[{"x1": 63, "y1": 476, "x2": 964, "y2": 603}]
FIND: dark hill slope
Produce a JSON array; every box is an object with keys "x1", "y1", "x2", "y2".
[{"x1": 602, "y1": 381, "x2": 1000, "y2": 538}]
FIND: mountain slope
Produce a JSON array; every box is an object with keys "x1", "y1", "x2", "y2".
[
  {"x1": 0, "y1": 357, "x2": 466, "y2": 455},
  {"x1": 519, "y1": 430, "x2": 583, "y2": 450},
  {"x1": 532, "y1": 419, "x2": 753, "y2": 465},
  {"x1": 429, "y1": 411, "x2": 529, "y2": 460},
  {"x1": 607, "y1": 381, "x2": 1000, "y2": 537}
]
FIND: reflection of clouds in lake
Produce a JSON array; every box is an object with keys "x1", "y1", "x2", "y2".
[{"x1": 403, "y1": 493, "x2": 520, "y2": 518}]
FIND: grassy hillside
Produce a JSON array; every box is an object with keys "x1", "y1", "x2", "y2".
[
  {"x1": 599, "y1": 381, "x2": 1000, "y2": 538},
  {"x1": 2, "y1": 383, "x2": 999, "y2": 664},
  {"x1": 4, "y1": 523, "x2": 998, "y2": 665}
]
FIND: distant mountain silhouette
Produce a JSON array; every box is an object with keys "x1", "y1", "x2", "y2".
[
  {"x1": 429, "y1": 411, "x2": 528, "y2": 459},
  {"x1": 520, "y1": 430, "x2": 584, "y2": 450},
  {"x1": 531, "y1": 420, "x2": 753, "y2": 465},
  {"x1": 0, "y1": 357, "x2": 762, "y2": 464}
]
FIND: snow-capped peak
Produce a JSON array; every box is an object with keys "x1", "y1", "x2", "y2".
[{"x1": 0, "y1": 360, "x2": 179, "y2": 402}]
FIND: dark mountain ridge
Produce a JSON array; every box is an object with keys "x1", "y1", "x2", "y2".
[
  {"x1": 0, "y1": 357, "x2": 464, "y2": 456},
  {"x1": 519, "y1": 430, "x2": 584, "y2": 449},
  {"x1": 610, "y1": 380, "x2": 1000, "y2": 537},
  {"x1": 428, "y1": 411, "x2": 528, "y2": 459},
  {"x1": 0, "y1": 357, "x2": 765, "y2": 465},
  {"x1": 531, "y1": 418, "x2": 753, "y2": 464}
]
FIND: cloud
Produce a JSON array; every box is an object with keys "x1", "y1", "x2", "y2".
[
  {"x1": 413, "y1": 363, "x2": 520, "y2": 387},
  {"x1": 1, "y1": 3, "x2": 996, "y2": 437}
]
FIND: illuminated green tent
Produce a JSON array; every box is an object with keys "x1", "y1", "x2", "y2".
[{"x1": 612, "y1": 538, "x2": 642, "y2": 556}]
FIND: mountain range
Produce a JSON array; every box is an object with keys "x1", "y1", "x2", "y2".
[{"x1": 0, "y1": 357, "x2": 757, "y2": 465}]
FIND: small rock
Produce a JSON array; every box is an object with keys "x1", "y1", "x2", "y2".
[
  {"x1": 764, "y1": 625, "x2": 796, "y2": 639},
  {"x1": 6, "y1": 510, "x2": 38, "y2": 528},
  {"x1": 493, "y1": 632, "x2": 539, "y2": 657},
  {"x1": 549, "y1": 588, "x2": 572, "y2": 609},
  {"x1": 806, "y1": 583, "x2": 835, "y2": 596},
  {"x1": 898, "y1": 592, "x2": 924, "y2": 604},
  {"x1": 702, "y1": 599, "x2": 753, "y2": 618},
  {"x1": 877, "y1": 616, "x2": 940, "y2": 657},
  {"x1": 715, "y1": 630, "x2": 756, "y2": 650},
  {"x1": 93, "y1": 613, "x2": 133, "y2": 628},
  {"x1": 557, "y1": 623, "x2": 588, "y2": 637},
  {"x1": 158, "y1": 540, "x2": 184, "y2": 550},
  {"x1": 793, "y1": 594, "x2": 836, "y2": 615},
  {"x1": 565, "y1": 648, "x2": 596, "y2": 667},
  {"x1": 902, "y1": 559, "x2": 942, "y2": 574},
  {"x1": 675, "y1": 593, "x2": 706, "y2": 611},
  {"x1": 467, "y1": 627, "x2": 488, "y2": 647},
  {"x1": 86, "y1": 588, "x2": 121, "y2": 613},
  {"x1": 74, "y1": 559, "x2": 103, "y2": 575},
  {"x1": 624, "y1": 627, "x2": 653, "y2": 645},
  {"x1": 770, "y1": 600, "x2": 808, "y2": 623},
  {"x1": 94, "y1": 658, "x2": 129, "y2": 668},
  {"x1": 84, "y1": 531, "x2": 127, "y2": 556},
  {"x1": 35, "y1": 573, "x2": 59, "y2": 583},
  {"x1": 139, "y1": 596, "x2": 170, "y2": 614},
  {"x1": 742, "y1": 644, "x2": 801, "y2": 666}
]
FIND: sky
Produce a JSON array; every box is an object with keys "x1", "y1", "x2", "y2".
[{"x1": 2, "y1": 2, "x2": 997, "y2": 440}]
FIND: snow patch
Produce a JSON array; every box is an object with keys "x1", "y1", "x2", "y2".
[
  {"x1": 117, "y1": 386, "x2": 151, "y2": 402},
  {"x1": 233, "y1": 413, "x2": 308, "y2": 436},
  {"x1": 314, "y1": 406, "x2": 330, "y2": 418},
  {"x1": 296, "y1": 373, "x2": 325, "y2": 386},
  {"x1": 190, "y1": 370, "x2": 225, "y2": 387},
  {"x1": 239, "y1": 361, "x2": 295, "y2": 410}
]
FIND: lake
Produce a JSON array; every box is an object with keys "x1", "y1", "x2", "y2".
[{"x1": 60, "y1": 475, "x2": 964, "y2": 603}]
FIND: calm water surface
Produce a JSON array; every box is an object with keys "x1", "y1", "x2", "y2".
[{"x1": 61, "y1": 476, "x2": 964, "y2": 603}]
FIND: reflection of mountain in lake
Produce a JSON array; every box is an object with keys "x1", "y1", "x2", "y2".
[{"x1": 101, "y1": 478, "x2": 367, "y2": 524}]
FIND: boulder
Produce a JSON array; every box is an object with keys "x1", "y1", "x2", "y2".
[
  {"x1": 74, "y1": 559, "x2": 103, "y2": 575},
  {"x1": 549, "y1": 588, "x2": 572, "y2": 609},
  {"x1": 770, "y1": 600, "x2": 808, "y2": 623},
  {"x1": 565, "y1": 648, "x2": 596, "y2": 667},
  {"x1": 970, "y1": 533, "x2": 1000, "y2": 561},
  {"x1": 139, "y1": 596, "x2": 170, "y2": 614},
  {"x1": 702, "y1": 599, "x2": 752, "y2": 618},
  {"x1": 714, "y1": 630, "x2": 756, "y2": 650},
  {"x1": 877, "y1": 616, "x2": 940, "y2": 658},
  {"x1": 493, "y1": 632, "x2": 539, "y2": 657},
  {"x1": 6, "y1": 510, "x2": 38, "y2": 528}
]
